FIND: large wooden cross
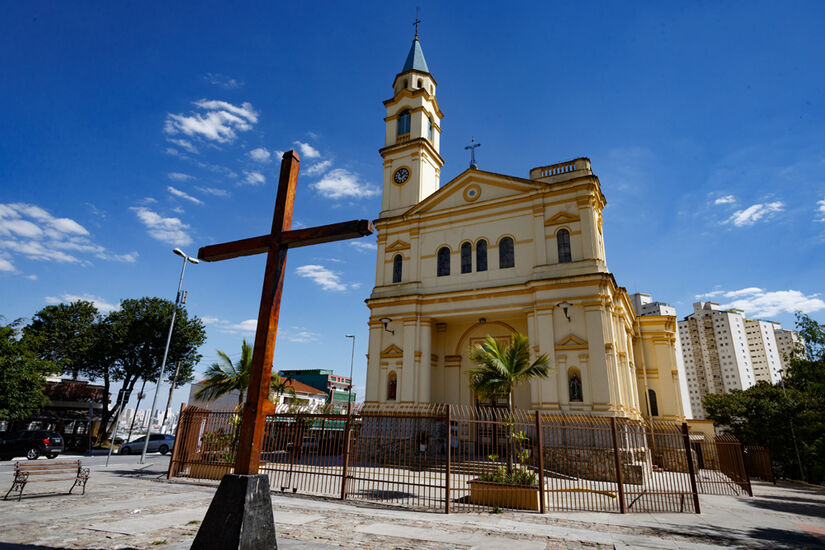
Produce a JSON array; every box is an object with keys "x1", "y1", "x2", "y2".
[{"x1": 198, "y1": 150, "x2": 373, "y2": 474}]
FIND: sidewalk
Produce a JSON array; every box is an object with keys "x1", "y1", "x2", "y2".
[{"x1": 0, "y1": 457, "x2": 823, "y2": 549}]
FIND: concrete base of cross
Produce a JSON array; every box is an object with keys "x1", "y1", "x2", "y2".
[{"x1": 191, "y1": 474, "x2": 277, "y2": 550}]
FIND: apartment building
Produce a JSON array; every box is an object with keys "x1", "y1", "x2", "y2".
[{"x1": 678, "y1": 301, "x2": 801, "y2": 419}]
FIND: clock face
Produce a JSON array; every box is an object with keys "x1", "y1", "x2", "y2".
[{"x1": 393, "y1": 167, "x2": 410, "y2": 184}]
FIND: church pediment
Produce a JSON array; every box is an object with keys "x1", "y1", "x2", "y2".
[
  {"x1": 405, "y1": 168, "x2": 544, "y2": 217},
  {"x1": 380, "y1": 344, "x2": 403, "y2": 358},
  {"x1": 385, "y1": 240, "x2": 411, "y2": 252},
  {"x1": 544, "y1": 211, "x2": 580, "y2": 226},
  {"x1": 556, "y1": 334, "x2": 588, "y2": 350}
]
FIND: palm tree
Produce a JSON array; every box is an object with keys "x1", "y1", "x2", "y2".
[
  {"x1": 468, "y1": 333, "x2": 551, "y2": 414},
  {"x1": 194, "y1": 340, "x2": 295, "y2": 410},
  {"x1": 269, "y1": 372, "x2": 296, "y2": 407},
  {"x1": 468, "y1": 333, "x2": 551, "y2": 474},
  {"x1": 194, "y1": 340, "x2": 253, "y2": 409}
]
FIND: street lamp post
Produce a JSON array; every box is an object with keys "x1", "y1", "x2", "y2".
[
  {"x1": 140, "y1": 248, "x2": 198, "y2": 464},
  {"x1": 345, "y1": 335, "x2": 355, "y2": 415}
]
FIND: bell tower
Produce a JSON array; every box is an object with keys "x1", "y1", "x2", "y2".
[{"x1": 379, "y1": 35, "x2": 444, "y2": 218}]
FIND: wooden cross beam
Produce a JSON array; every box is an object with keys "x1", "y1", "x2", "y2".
[{"x1": 198, "y1": 150, "x2": 374, "y2": 475}]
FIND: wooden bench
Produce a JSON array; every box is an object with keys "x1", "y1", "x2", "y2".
[{"x1": 4, "y1": 460, "x2": 89, "y2": 501}]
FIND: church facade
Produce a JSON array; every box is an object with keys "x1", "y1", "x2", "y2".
[{"x1": 364, "y1": 37, "x2": 685, "y2": 422}]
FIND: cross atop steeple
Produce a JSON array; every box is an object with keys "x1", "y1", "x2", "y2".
[
  {"x1": 465, "y1": 137, "x2": 481, "y2": 169},
  {"x1": 413, "y1": 7, "x2": 422, "y2": 38}
]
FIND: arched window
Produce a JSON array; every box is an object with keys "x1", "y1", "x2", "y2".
[
  {"x1": 402, "y1": 79, "x2": 408, "y2": 89},
  {"x1": 476, "y1": 240, "x2": 488, "y2": 272},
  {"x1": 392, "y1": 254, "x2": 402, "y2": 283},
  {"x1": 499, "y1": 237, "x2": 514, "y2": 268},
  {"x1": 417, "y1": 78, "x2": 423, "y2": 88},
  {"x1": 387, "y1": 372, "x2": 397, "y2": 401},
  {"x1": 437, "y1": 247, "x2": 450, "y2": 276},
  {"x1": 397, "y1": 110, "x2": 411, "y2": 136},
  {"x1": 427, "y1": 117, "x2": 434, "y2": 141},
  {"x1": 648, "y1": 389, "x2": 659, "y2": 417},
  {"x1": 460, "y1": 242, "x2": 472, "y2": 273},
  {"x1": 557, "y1": 229, "x2": 572, "y2": 263},
  {"x1": 568, "y1": 368, "x2": 583, "y2": 402}
]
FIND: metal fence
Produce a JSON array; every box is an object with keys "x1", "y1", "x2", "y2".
[
  {"x1": 742, "y1": 445, "x2": 774, "y2": 483},
  {"x1": 169, "y1": 404, "x2": 753, "y2": 514}
]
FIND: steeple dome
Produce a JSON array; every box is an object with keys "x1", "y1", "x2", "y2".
[{"x1": 401, "y1": 37, "x2": 429, "y2": 74}]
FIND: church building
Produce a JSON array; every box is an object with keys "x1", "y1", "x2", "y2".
[{"x1": 364, "y1": 35, "x2": 685, "y2": 422}]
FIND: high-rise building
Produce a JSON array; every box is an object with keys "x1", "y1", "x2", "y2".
[
  {"x1": 775, "y1": 328, "x2": 804, "y2": 369},
  {"x1": 745, "y1": 319, "x2": 783, "y2": 384},
  {"x1": 678, "y1": 302, "x2": 800, "y2": 419}
]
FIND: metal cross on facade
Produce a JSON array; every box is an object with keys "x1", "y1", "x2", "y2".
[
  {"x1": 197, "y1": 151, "x2": 373, "y2": 475},
  {"x1": 465, "y1": 137, "x2": 481, "y2": 168},
  {"x1": 413, "y1": 7, "x2": 422, "y2": 38}
]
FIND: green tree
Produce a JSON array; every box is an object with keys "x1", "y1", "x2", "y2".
[
  {"x1": 705, "y1": 313, "x2": 825, "y2": 483},
  {"x1": 194, "y1": 339, "x2": 294, "y2": 410},
  {"x1": 0, "y1": 318, "x2": 58, "y2": 423},
  {"x1": 22, "y1": 300, "x2": 98, "y2": 379},
  {"x1": 195, "y1": 339, "x2": 253, "y2": 409},
  {"x1": 101, "y1": 297, "x2": 205, "y2": 441},
  {"x1": 468, "y1": 333, "x2": 551, "y2": 473},
  {"x1": 468, "y1": 333, "x2": 551, "y2": 414}
]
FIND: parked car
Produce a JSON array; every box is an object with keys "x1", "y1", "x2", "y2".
[
  {"x1": 118, "y1": 433, "x2": 175, "y2": 455},
  {"x1": 0, "y1": 430, "x2": 64, "y2": 460}
]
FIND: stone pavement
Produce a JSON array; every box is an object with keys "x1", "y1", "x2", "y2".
[{"x1": 1, "y1": 454, "x2": 823, "y2": 549}]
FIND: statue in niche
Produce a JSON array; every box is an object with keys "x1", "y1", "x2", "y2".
[{"x1": 569, "y1": 374, "x2": 583, "y2": 402}]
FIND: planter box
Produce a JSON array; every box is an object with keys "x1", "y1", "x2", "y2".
[
  {"x1": 189, "y1": 463, "x2": 233, "y2": 480},
  {"x1": 468, "y1": 480, "x2": 541, "y2": 511}
]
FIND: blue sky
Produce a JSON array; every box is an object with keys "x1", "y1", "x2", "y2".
[{"x1": 2, "y1": 2, "x2": 824, "y2": 412}]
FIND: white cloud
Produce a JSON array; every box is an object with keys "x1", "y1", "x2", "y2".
[
  {"x1": 248, "y1": 148, "x2": 272, "y2": 163},
  {"x1": 25, "y1": 274, "x2": 37, "y2": 280},
  {"x1": 168, "y1": 172, "x2": 194, "y2": 181},
  {"x1": 717, "y1": 288, "x2": 825, "y2": 318},
  {"x1": 714, "y1": 195, "x2": 736, "y2": 205},
  {"x1": 130, "y1": 206, "x2": 192, "y2": 246},
  {"x1": 311, "y1": 169, "x2": 379, "y2": 200},
  {"x1": 45, "y1": 293, "x2": 119, "y2": 313},
  {"x1": 816, "y1": 199, "x2": 825, "y2": 222},
  {"x1": 109, "y1": 252, "x2": 138, "y2": 263},
  {"x1": 165, "y1": 99, "x2": 258, "y2": 143},
  {"x1": 196, "y1": 186, "x2": 231, "y2": 197},
  {"x1": 167, "y1": 138, "x2": 199, "y2": 155},
  {"x1": 168, "y1": 186, "x2": 204, "y2": 205},
  {"x1": 0, "y1": 239, "x2": 83, "y2": 263},
  {"x1": 0, "y1": 255, "x2": 15, "y2": 272},
  {"x1": 287, "y1": 330, "x2": 320, "y2": 343},
  {"x1": 243, "y1": 170, "x2": 266, "y2": 186},
  {"x1": 0, "y1": 203, "x2": 131, "y2": 269},
  {"x1": 293, "y1": 141, "x2": 320, "y2": 159},
  {"x1": 0, "y1": 219, "x2": 43, "y2": 238},
  {"x1": 727, "y1": 201, "x2": 784, "y2": 227},
  {"x1": 305, "y1": 159, "x2": 332, "y2": 176},
  {"x1": 204, "y1": 73, "x2": 243, "y2": 89},
  {"x1": 350, "y1": 241, "x2": 377, "y2": 252},
  {"x1": 204, "y1": 317, "x2": 258, "y2": 334},
  {"x1": 295, "y1": 264, "x2": 348, "y2": 292}
]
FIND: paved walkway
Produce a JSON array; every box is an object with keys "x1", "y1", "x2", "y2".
[{"x1": 0, "y1": 455, "x2": 823, "y2": 549}]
